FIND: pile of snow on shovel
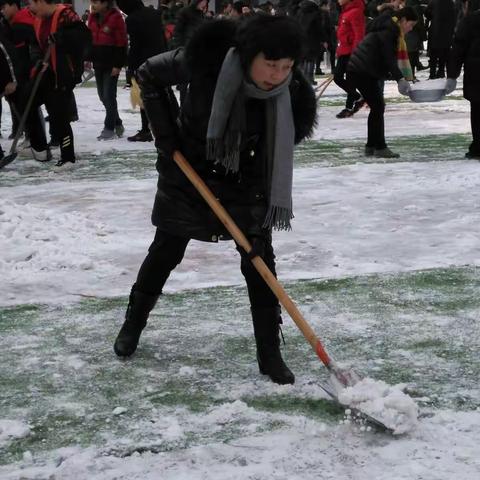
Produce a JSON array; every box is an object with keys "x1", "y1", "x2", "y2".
[{"x1": 337, "y1": 377, "x2": 419, "y2": 434}]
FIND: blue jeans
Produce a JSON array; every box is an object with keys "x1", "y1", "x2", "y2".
[{"x1": 95, "y1": 68, "x2": 121, "y2": 130}]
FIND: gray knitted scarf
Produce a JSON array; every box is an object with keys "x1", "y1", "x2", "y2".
[{"x1": 206, "y1": 47, "x2": 295, "y2": 231}]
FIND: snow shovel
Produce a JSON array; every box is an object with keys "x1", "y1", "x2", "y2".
[
  {"x1": 172, "y1": 151, "x2": 393, "y2": 431},
  {"x1": 172, "y1": 151, "x2": 356, "y2": 382},
  {"x1": 0, "y1": 46, "x2": 52, "y2": 171}
]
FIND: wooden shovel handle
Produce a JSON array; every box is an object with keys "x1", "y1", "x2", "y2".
[{"x1": 173, "y1": 151, "x2": 333, "y2": 368}]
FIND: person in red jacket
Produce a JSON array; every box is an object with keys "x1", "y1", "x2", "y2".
[
  {"x1": 87, "y1": 0, "x2": 127, "y2": 140},
  {"x1": 28, "y1": 0, "x2": 91, "y2": 166},
  {"x1": 334, "y1": 0, "x2": 365, "y2": 118},
  {"x1": 0, "y1": 0, "x2": 39, "y2": 140}
]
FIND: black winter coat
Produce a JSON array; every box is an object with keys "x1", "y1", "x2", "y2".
[
  {"x1": 347, "y1": 13, "x2": 403, "y2": 81},
  {"x1": 296, "y1": 1, "x2": 329, "y2": 60},
  {"x1": 447, "y1": 11, "x2": 480, "y2": 102},
  {"x1": 405, "y1": 0, "x2": 427, "y2": 52},
  {"x1": 124, "y1": 6, "x2": 167, "y2": 71},
  {"x1": 425, "y1": 0, "x2": 456, "y2": 50},
  {"x1": 171, "y1": 4, "x2": 205, "y2": 48},
  {"x1": 137, "y1": 20, "x2": 317, "y2": 242}
]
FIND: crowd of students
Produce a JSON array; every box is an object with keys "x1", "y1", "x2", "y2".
[{"x1": 0, "y1": 0, "x2": 478, "y2": 167}]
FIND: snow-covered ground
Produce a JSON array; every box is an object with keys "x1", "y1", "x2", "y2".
[{"x1": 1, "y1": 73, "x2": 479, "y2": 479}]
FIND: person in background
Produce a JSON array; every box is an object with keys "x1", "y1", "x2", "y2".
[
  {"x1": 0, "y1": 24, "x2": 16, "y2": 158},
  {"x1": 0, "y1": 0, "x2": 37, "y2": 140},
  {"x1": 296, "y1": 0, "x2": 328, "y2": 84},
  {"x1": 446, "y1": 0, "x2": 480, "y2": 159},
  {"x1": 171, "y1": 0, "x2": 207, "y2": 48},
  {"x1": 116, "y1": 0, "x2": 167, "y2": 142},
  {"x1": 27, "y1": 0, "x2": 91, "y2": 166},
  {"x1": 113, "y1": 15, "x2": 316, "y2": 385},
  {"x1": 404, "y1": 0, "x2": 427, "y2": 78},
  {"x1": 334, "y1": 0, "x2": 366, "y2": 118},
  {"x1": 347, "y1": 7, "x2": 418, "y2": 158},
  {"x1": 87, "y1": 0, "x2": 127, "y2": 140},
  {"x1": 425, "y1": 0, "x2": 456, "y2": 79}
]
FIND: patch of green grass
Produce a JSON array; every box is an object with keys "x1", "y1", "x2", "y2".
[
  {"x1": 295, "y1": 134, "x2": 471, "y2": 167},
  {"x1": 1, "y1": 266, "x2": 479, "y2": 465}
]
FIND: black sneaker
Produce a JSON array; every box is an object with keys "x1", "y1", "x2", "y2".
[
  {"x1": 374, "y1": 147, "x2": 400, "y2": 159},
  {"x1": 336, "y1": 108, "x2": 354, "y2": 119},
  {"x1": 55, "y1": 158, "x2": 76, "y2": 167},
  {"x1": 352, "y1": 98, "x2": 366, "y2": 114},
  {"x1": 365, "y1": 146, "x2": 375, "y2": 157},
  {"x1": 127, "y1": 130, "x2": 153, "y2": 142},
  {"x1": 465, "y1": 152, "x2": 480, "y2": 160}
]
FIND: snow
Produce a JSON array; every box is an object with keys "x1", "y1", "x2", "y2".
[
  {"x1": 336, "y1": 377, "x2": 419, "y2": 435},
  {"x1": 1, "y1": 72, "x2": 479, "y2": 479},
  {"x1": 0, "y1": 420, "x2": 31, "y2": 447},
  {"x1": 410, "y1": 78, "x2": 447, "y2": 91}
]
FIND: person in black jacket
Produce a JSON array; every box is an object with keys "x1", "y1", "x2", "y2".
[
  {"x1": 117, "y1": 0, "x2": 167, "y2": 142},
  {"x1": 172, "y1": 0, "x2": 207, "y2": 48},
  {"x1": 446, "y1": 0, "x2": 480, "y2": 159},
  {"x1": 347, "y1": 7, "x2": 418, "y2": 158},
  {"x1": 425, "y1": 0, "x2": 456, "y2": 79},
  {"x1": 113, "y1": 15, "x2": 317, "y2": 385},
  {"x1": 296, "y1": 0, "x2": 328, "y2": 84}
]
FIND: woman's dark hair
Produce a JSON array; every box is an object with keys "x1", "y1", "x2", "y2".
[
  {"x1": 235, "y1": 14, "x2": 304, "y2": 69},
  {"x1": 396, "y1": 6, "x2": 419, "y2": 22}
]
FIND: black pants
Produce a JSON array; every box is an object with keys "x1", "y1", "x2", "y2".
[
  {"x1": 28, "y1": 72, "x2": 75, "y2": 161},
  {"x1": 140, "y1": 108, "x2": 149, "y2": 132},
  {"x1": 347, "y1": 71, "x2": 387, "y2": 149},
  {"x1": 136, "y1": 229, "x2": 279, "y2": 310},
  {"x1": 302, "y1": 60, "x2": 315, "y2": 84},
  {"x1": 470, "y1": 101, "x2": 480, "y2": 156},
  {"x1": 8, "y1": 84, "x2": 44, "y2": 143},
  {"x1": 95, "y1": 68, "x2": 122, "y2": 130},
  {"x1": 334, "y1": 55, "x2": 361, "y2": 110},
  {"x1": 408, "y1": 51, "x2": 419, "y2": 77},
  {"x1": 429, "y1": 48, "x2": 448, "y2": 79}
]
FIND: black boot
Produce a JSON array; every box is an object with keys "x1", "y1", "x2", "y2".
[
  {"x1": 113, "y1": 284, "x2": 159, "y2": 357},
  {"x1": 252, "y1": 306, "x2": 295, "y2": 385}
]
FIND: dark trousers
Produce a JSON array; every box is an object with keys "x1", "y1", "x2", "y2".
[
  {"x1": 334, "y1": 55, "x2": 361, "y2": 110},
  {"x1": 429, "y1": 48, "x2": 448, "y2": 78},
  {"x1": 28, "y1": 72, "x2": 75, "y2": 161},
  {"x1": 136, "y1": 229, "x2": 279, "y2": 310},
  {"x1": 302, "y1": 60, "x2": 315, "y2": 84},
  {"x1": 140, "y1": 108, "x2": 149, "y2": 132},
  {"x1": 348, "y1": 71, "x2": 386, "y2": 149},
  {"x1": 8, "y1": 84, "x2": 44, "y2": 143},
  {"x1": 95, "y1": 68, "x2": 122, "y2": 130},
  {"x1": 470, "y1": 101, "x2": 480, "y2": 155},
  {"x1": 408, "y1": 51, "x2": 419, "y2": 77}
]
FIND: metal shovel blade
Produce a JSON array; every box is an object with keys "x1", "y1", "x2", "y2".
[{"x1": 0, "y1": 152, "x2": 18, "y2": 170}]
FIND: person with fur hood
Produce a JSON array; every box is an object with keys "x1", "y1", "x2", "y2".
[
  {"x1": 113, "y1": 15, "x2": 317, "y2": 385},
  {"x1": 347, "y1": 7, "x2": 418, "y2": 158},
  {"x1": 334, "y1": 0, "x2": 366, "y2": 118},
  {"x1": 446, "y1": 0, "x2": 480, "y2": 159}
]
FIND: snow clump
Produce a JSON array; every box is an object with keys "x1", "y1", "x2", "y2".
[{"x1": 337, "y1": 377, "x2": 419, "y2": 435}]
